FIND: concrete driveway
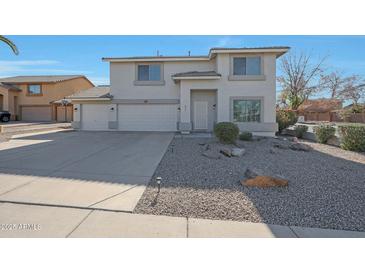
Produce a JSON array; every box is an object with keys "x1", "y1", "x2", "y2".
[{"x1": 0, "y1": 130, "x2": 174, "y2": 211}]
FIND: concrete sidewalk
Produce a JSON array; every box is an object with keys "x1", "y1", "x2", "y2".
[{"x1": 0, "y1": 202, "x2": 364, "y2": 238}]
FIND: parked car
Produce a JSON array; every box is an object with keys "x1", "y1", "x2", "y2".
[{"x1": 0, "y1": 111, "x2": 11, "y2": 122}]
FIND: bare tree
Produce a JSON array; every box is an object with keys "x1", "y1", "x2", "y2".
[
  {"x1": 337, "y1": 75, "x2": 365, "y2": 106},
  {"x1": 321, "y1": 71, "x2": 350, "y2": 98},
  {"x1": 277, "y1": 52, "x2": 326, "y2": 110}
]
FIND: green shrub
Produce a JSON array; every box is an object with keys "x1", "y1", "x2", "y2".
[
  {"x1": 239, "y1": 131, "x2": 253, "y2": 141},
  {"x1": 276, "y1": 110, "x2": 297, "y2": 132},
  {"x1": 294, "y1": 125, "x2": 308, "y2": 138},
  {"x1": 338, "y1": 124, "x2": 365, "y2": 151},
  {"x1": 214, "y1": 122, "x2": 239, "y2": 144},
  {"x1": 313, "y1": 124, "x2": 336, "y2": 144}
]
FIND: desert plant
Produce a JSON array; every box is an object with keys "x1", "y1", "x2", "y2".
[
  {"x1": 313, "y1": 124, "x2": 336, "y2": 144},
  {"x1": 276, "y1": 110, "x2": 297, "y2": 132},
  {"x1": 0, "y1": 35, "x2": 19, "y2": 55},
  {"x1": 293, "y1": 125, "x2": 308, "y2": 138},
  {"x1": 338, "y1": 124, "x2": 365, "y2": 151},
  {"x1": 239, "y1": 131, "x2": 253, "y2": 141},
  {"x1": 214, "y1": 122, "x2": 239, "y2": 144}
]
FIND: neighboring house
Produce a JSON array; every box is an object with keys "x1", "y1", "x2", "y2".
[
  {"x1": 298, "y1": 99, "x2": 342, "y2": 122},
  {"x1": 71, "y1": 47, "x2": 289, "y2": 136},
  {"x1": 0, "y1": 75, "x2": 94, "y2": 122}
]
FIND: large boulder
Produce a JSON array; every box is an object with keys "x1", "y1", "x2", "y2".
[
  {"x1": 244, "y1": 168, "x2": 264, "y2": 179},
  {"x1": 241, "y1": 176, "x2": 288, "y2": 188},
  {"x1": 289, "y1": 143, "x2": 311, "y2": 152},
  {"x1": 219, "y1": 147, "x2": 232, "y2": 157},
  {"x1": 231, "y1": 148, "x2": 245, "y2": 157},
  {"x1": 202, "y1": 151, "x2": 221, "y2": 160}
]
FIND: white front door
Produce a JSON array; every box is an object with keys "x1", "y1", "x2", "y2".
[{"x1": 193, "y1": 101, "x2": 208, "y2": 130}]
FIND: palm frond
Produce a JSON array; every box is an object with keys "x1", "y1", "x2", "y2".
[{"x1": 0, "y1": 35, "x2": 19, "y2": 55}]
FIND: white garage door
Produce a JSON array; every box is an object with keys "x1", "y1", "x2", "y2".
[
  {"x1": 21, "y1": 106, "x2": 52, "y2": 121},
  {"x1": 81, "y1": 104, "x2": 109, "y2": 130},
  {"x1": 118, "y1": 104, "x2": 178, "y2": 131}
]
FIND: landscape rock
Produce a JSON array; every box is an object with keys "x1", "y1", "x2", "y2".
[
  {"x1": 327, "y1": 136, "x2": 340, "y2": 146},
  {"x1": 203, "y1": 144, "x2": 210, "y2": 151},
  {"x1": 202, "y1": 151, "x2": 221, "y2": 160},
  {"x1": 269, "y1": 148, "x2": 277, "y2": 154},
  {"x1": 289, "y1": 143, "x2": 311, "y2": 152},
  {"x1": 244, "y1": 168, "x2": 264, "y2": 179},
  {"x1": 231, "y1": 148, "x2": 245, "y2": 157},
  {"x1": 273, "y1": 142, "x2": 289, "y2": 149},
  {"x1": 219, "y1": 148, "x2": 232, "y2": 157},
  {"x1": 241, "y1": 175, "x2": 289, "y2": 188}
]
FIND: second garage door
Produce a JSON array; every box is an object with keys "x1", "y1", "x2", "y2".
[
  {"x1": 21, "y1": 106, "x2": 52, "y2": 121},
  {"x1": 81, "y1": 104, "x2": 109, "y2": 130},
  {"x1": 118, "y1": 104, "x2": 178, "y2": 131}
]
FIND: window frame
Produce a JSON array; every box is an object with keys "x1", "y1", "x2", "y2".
[
  {"x1": 229, "y1": 54, "x2": 265, "y2": 81},
  {"x1": 230, "y1": 96, "x2": 264, "y2": 123},
  {"x1": 134, "y1": 63, "x2": 165, "y2": 86},
  {"x1": 27, "y1": 84, "x2": 43, "y2": 96}
]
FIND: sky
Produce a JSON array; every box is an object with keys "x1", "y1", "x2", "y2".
[{"x1": 0, "y1": 35, "x2": 364, "y2": 90}]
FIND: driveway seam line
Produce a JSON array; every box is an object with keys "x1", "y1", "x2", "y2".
[
  {"x1": 288, "y1": 226, "x2": 300, "y2": 238},
  {"x1": 66, "y1": 210, "x2": 94, "y2": 238},
  {"x1": 0, "y1": 200, "x2": 133, "y2": 214},
  {"x1": 87, "y1": 185, "x2": 139, "y2": 207},
  {"x1": 186, "y1": 217, "x2": 189, "y2": 238}
]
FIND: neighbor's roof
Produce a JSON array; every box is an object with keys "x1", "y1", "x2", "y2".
[
  {"x1": 0, "y1": 83, "x2": 22, "y2": 91},
  {"x1": 298, "y1": 99, "x2": 343, "y2": 113},
  {"x1": 0, "y1": 75, "x2": 89, "y2": 84},
  {"x1": 172, "y1": 71, "x2": 221, "y2": 78},
  {"x1": 102, "y1": 46, "x2": 290, "y2": 62},
  {"x1": 67, "y1": 85, "x2": 111, "y2": 99}
]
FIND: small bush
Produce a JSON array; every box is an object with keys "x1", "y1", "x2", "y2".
[
  {"x1": 239, "y1": 131, "x2": 253, "y2": 141},
  {"x1": 294, "y1": 125, "x2": 308, "y2": 138},
  {"x1": 313, "y1": 124, "x2": 336, "y2": 144},
  {"x1": 338, "y1": 124, "x2": 365, "y2": 152},
  {"x1": 214, "y1": 122, "x2": 239, "y2": 144},
  {"x1": 276, "y1": 110, "x2": 297, "y2": 132}
]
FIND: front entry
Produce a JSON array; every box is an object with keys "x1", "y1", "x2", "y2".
[{"x1": 191, "y1": 90, "x2": 217, "y2": 132}]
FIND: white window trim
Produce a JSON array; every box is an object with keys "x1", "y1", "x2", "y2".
[
  {"x1": 134, "y1": 62, "x2": 165, "y2": 86},
  {"x1": 229, "y1": 54, "x2": 265, "y2": 81},
  {"x1": 230, "y1": 96, "x2": 264, "y2": 123}
]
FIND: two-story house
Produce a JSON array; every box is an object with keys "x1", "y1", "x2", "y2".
[
  {"x1": 71, "y1": 47, "x2": 289, "y2": 136},
  {"x1": 0, "y1": 75, "x2": 94, "y2": 122}
]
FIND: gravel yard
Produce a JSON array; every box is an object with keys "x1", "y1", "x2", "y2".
[{"x1": 134, "y1": 135, "x2": 365, "y2": 232}]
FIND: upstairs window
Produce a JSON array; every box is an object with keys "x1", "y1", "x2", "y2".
[
  {"x1": 233, "y1": 57, "x2": 261, "y2": 76},
  {"x1": 28, "y1": 84, "x2": 41, "y2": 95},
  {"x1": 137, "y1": 64, "x2": 162, "y2": 81}
]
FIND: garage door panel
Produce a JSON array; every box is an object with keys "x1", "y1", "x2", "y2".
[
  {"x1": 82, "y1": 104, "x2": 108, "y2": 130},
  {"x1": 118, "y1": 104, "x2": 178, "y2": 131},
  {"x1": 21, "y1": 106, "x2": 52, "y2": 121}
]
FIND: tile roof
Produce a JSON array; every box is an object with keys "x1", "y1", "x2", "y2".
[
  {"x1": 298, "y1": 99, "x2": 343, "y2": 113},
  {"x1": 103, "y1": 46, "x2": 290, "y2": 61},
  {"x1": 0, "y1": 75, "x2": 86, "y2": 84},
  {"x1": 172, "y1": 71, "x2": 221, "y2": 77},
  {"x1": 0, "y1": 83, "x2": 21, "y2": 91},
  {"x1": 68, "y1": 86, "x2": 111, "y2": 99}
]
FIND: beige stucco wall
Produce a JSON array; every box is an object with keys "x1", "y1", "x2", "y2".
[
  {"x1": 110, "y1": 60, "x2": 216, "y2": 99},
  {"x1": 3, "y1": 77, "x2": 94, "y2": 120},
  {"x1": 109, "y1": 53, "x2": 277, "y2": 133},
  {"x1": 15, "y1": 77, "x2": 94, "y2": 106}
]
